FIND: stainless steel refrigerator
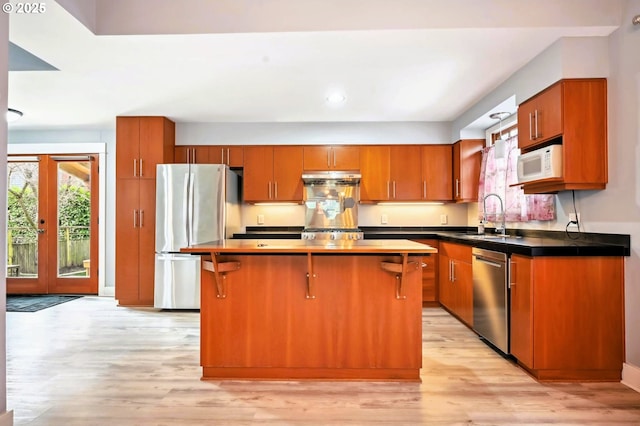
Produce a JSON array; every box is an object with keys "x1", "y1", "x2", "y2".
[{"x1": 154, "y1": 164, "x2": 241, "y2": 309}]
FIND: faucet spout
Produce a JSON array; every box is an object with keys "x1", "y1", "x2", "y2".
[{"x1": 482, "y1": 193, "x2": 506, "y2": 236}]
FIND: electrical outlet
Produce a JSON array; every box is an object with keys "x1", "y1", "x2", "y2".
[
  {"x1": 440, "y1": 214, "x2": 448, "y2": 225},
  {"x1": 257, "y1": 214, "x2": 265, "y2": 225},
  {"x1": 381, "y1": 214, "x2": 388, "y2": 224},
  {"x1": 569, "y1": 213, "x2": 581, "y2": 223}
]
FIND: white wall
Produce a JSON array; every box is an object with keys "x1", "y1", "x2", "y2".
[
  {"x1": 604, "y1": 0, "x2": 640, "y2": 374},
  {"x1": 176, "y1": 121, "x2": 452, "y2": 146}
]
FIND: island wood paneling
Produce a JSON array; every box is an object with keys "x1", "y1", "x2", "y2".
[{"x1": 200, "y1": 253, "x2": 423, "y2": 381}]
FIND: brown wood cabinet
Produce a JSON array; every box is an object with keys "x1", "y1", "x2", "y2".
[
  {"x1": 116, "y1": 117, "x2": 175, "y2": 179},
  {"x1": 359, "y1": 145, "x2": 391, "y2": 201},
  {"x1": 421, "y1": 145, "x2": 453, "y2": 201},
  {"x1": 208, "y1": 146, "x2": 244, "y2": 168},
  {"x1": 174, "y1": 146, "x2": 210, "y2": 164},
  {"x1": 175, "y1": 145, "x2": 243, "y2": 167},
  {"x1": 510, "y1": 254, "x2": 624, "y2": 381},
  {"x1": 438, "y1": 242, "x2": 473, "y2": 327},
  {"x1": 303, "y1": 145, "x2": 360, "y2": 170},
  {"x1": 517, "y1": 78, "x2": 608, "y2": 193},
  {"x1": 453, "y1": 139, "x2": 483, "y2": 203},
  {"x1": 243, "y1": 145, "x2": 303, "y2": 202},
  {"x1": 517, "y1": 83, "x2": 563, "y2": 150},
  {"x1": 413, "y1": 239, "x2": 439, "y2": 304},
  {"x1": 115, "y1": 116, "x2": 175, "y2": 306},
  {"x1": 360, "y1": 145, "x2": 434, "y2": 202}
]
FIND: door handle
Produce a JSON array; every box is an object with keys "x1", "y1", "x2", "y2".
[
  {"x1": 133, "y1": 210, "x2": 138, "y2": 228},
  {"x1": 139, "y1": 158, "x2": 143, "y2": 177},
  {"x1": 37, "y1": 228, "x2": 45, "y2": 234},
  {"x1": 133, "y1": 159, "x2": 137, "y2": 177}
]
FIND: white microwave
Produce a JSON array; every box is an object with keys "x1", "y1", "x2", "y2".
[{"x1": 517, "y1": 144, "x2": 563, "y2": 184}]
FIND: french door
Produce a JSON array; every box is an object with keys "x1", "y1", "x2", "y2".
[{"x1": 6, "y1": 154, "x2": 99, "y2": 294}]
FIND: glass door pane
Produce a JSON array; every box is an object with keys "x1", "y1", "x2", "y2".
[
  {"x1": 7, "y1": 159, "x2": 40, "y2": 280},
  {"x1": 56, "y1": 160, "x2": 92, "y2": 278}
]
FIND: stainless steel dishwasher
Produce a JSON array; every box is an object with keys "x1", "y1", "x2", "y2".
[{"x1": 472, "y1": 247, "x2": 510, "y2": 354}]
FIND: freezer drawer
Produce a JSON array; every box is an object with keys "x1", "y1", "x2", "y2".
[{"x1": 154, "y1": 254, "x2": 200, "y2": 309}]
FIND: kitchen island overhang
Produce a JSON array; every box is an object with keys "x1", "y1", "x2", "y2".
[{"x1": 181, "y1": 239, "x2": 437, "y2": 381}]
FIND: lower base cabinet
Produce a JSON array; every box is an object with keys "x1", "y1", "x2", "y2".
[
  {"x1": 438, "y1": 242, "x2": 473, "y2": 327},
  {"x1": 510, "y1": 254, "x2": 624, "y2": 381}
]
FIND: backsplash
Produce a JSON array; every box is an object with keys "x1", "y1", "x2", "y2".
[{"x1": 241, "y1": 203, "x2": 469, "y2": 227}]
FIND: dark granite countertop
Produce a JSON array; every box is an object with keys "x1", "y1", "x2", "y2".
[{"x1": 233, "y1": 226, "x2": 630, "y2": 257}]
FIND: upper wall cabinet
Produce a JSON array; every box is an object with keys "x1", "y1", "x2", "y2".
[
  {"x1": 244, "y1": 145, "x2": 303, "y2": 203},
  {"x1": 360, "y1": 145, "x2": 422, "y2": 202},
  {"x1": 303, "y1": 146, "x2": 360, "y2": 170},
  {"x1": 116, "y1": 117, "x2": 175, "y2": 179},
  {"x1": 453, "y1": 139, "x2": 483, "y2": 203},
  {"x1": 360, "y1": 145, "x2": 454, "y2": 202},
  {"x1": 421, "y1": 145, "x2": 453, "y2": 201},
  {"x1": 175, "y1": 146, "x2": 244, "y2": 167},
  {"x1": 516, "y1": 78, "x2": 608, "y2": 193},
  {"x1": 208, "y1": 146, "x2": 244, "y2": 168},
  {"x1": 174, "y1": 146, "x2": 210, "y2": 164}
]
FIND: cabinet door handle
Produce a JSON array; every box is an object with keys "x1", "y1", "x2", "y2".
[
  {"x1": 133, "y1": 159, "x2": 137, "y2": 177},
  {"x1": 509, "y1": 260, "x2": 516, "y2": 289},
  {"x1": 192, "y1": 148, "x2": 196, "y2": 164},
  {"x1": 534, "y1": 109, "x2": 539, "y2": 139},
  {"x1": 140, "y1": 210, "x2": 144, "y2": 227},
  {"x1": 274, "y1": 181, "x2": 278, "y2": 199},
  {"x1": 139, "y1": 158, "x2": 143, "y2": 177},
  {"x1": 387, "y1": 181, "x2": 390, "y2": 199},
  {"x1": 226, "y1": 148, "x2": 230, "y2": 165},
  {"x1": 423, "y1": 181, "x2": 427, "y2": 199},
  {"x1": 451, "y1": 260, "x2": 456, "y2": 282},
  {"x1": 133, "y1": 210, "x2": 138, "y2": 228},
  {"x1": 327, "y1": 150, "x2": 331, "y2": 167},
  {"x1": 393, "y1": 181, "x2": 396, "y2": 199},
  {"x1": 455, "y1": 179, "x2": 460, "y2": 198},
  {"x1": 528, "y1": 112, "x2": 533, "y2": 140},
  {"x1": 186, "y1": 148, "x2": 190, "y2": 164},
  {"x1": 333, "y1": 149, "x2": 337, "y2": 167},
  {"x1": 221, "y1": 148, "x2": 225, "y2": 164},
  {"x1": 268, "y1": 182, "x2": 272, "y2": 199}
]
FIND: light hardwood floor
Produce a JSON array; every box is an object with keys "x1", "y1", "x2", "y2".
[{"x1": 6, "y1": 296, "x2": 640, "y2": 425}]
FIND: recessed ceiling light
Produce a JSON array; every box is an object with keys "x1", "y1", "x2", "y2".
[
  {"x1": 6, "y1": 108, "x2": 23, "y2": 122},
  {"x1": 325, "y1": 92, "x2": 346, "y2": 105}
]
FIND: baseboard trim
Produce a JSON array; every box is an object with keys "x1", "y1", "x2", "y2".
[
  {"x1": 622, "y1": 362, "x2": 640, "y2": 393},
  {"x1": 0, "y1": 410, "x2": 14, "y2": 426}
]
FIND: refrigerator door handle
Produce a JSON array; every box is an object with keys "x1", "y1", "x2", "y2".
[
  {"x1": 183, "y1": 172, "x2": 191, "y2": 245},
  {"x1": 187, "y1": 172, "x2": 196, "y2": 245}
]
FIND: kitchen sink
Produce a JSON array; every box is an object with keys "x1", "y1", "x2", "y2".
[{"x1": 463, "y1": 234, "x2": 523, "y2": 240}]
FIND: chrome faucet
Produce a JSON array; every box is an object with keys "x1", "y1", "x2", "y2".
[{"x1": 482, "y1": 193, "x2": 506, "y2": 236}]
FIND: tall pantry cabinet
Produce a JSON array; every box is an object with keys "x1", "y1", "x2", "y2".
[{"x1": 115, "y1": 117, "x2": 175, "y2": 306}]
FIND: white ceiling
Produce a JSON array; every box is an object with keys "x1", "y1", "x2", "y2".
[{"x1": 7, "y1": 0, "x2": 621, "y2": 130}]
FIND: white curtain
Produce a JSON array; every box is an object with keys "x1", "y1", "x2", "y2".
[{"x1": 478, "y1": 136, "x2": 555, "y2": 222}]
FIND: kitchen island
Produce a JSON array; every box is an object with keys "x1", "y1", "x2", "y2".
[{"x1": 181, "y1": 239, "x2": 437, "y2": 381}]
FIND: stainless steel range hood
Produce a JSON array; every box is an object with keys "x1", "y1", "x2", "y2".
[
  {"x1": 301, "y1": 170, "x2": 361, "y2": 185},
  {"x1": 302, "y1": 170, "x2": 361, "y2": 231}
]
